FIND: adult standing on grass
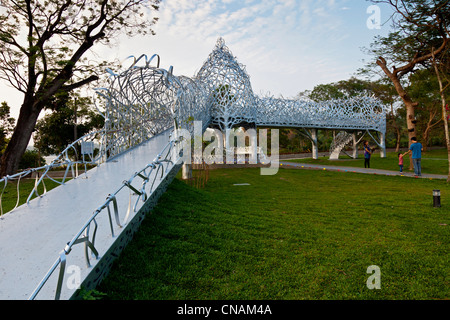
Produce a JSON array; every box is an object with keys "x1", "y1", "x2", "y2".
[
  {"x1": 403, "y1": 137, "x2": 423, "y2": 177},
  {"x1": 363, "y1": 141, "x2": 372, "y2": 168}
]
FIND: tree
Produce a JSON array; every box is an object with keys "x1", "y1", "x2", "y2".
[
  {"x1": 34, "y1": 93, "x2": 104, "y2": 156},
  {"x1": 0, "y1": 101, "x2": 45, "y2": 170},
  {"x1": 307, "y1": 77, "x2": 388, "y2": 102},
  {"x1": 408, "y1": 68, "x2": 443, "y2": 150},
  {"x1": 365, "y1": 0, "x2": 450, "y2": 168},
  {"x1": 0, "y1": 0, "x2": 160, "y2": 176},
  {"x1": 308, "y1": 83, "x2": 345, "y2": 102},
  {"x1": 18, "y1": 149, "x2": 46, "y2": 170},
  {"x1": 212, "y1": 84, "x2": 238, "y2": 131},
  {"x1": 0, "y1": 101, "x2": 16, "y2": 154},
  {"x1": 432, "y1": 47, "x2": 450, "y2": 181}
]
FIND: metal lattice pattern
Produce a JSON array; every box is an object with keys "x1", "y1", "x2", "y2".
[
  {"x1": 329, "y1": 131, "x2": 354, "y2": 159},
  {"x1": 92, "y1": 37, "x2": 387, "y2": 167},
  {"x1": 196, "y1": 38, "x2": 257, "y2": 131},
  {"x1": 97, "y1": 37, "x2": 386, "y2": 155},
  {"x1": 96, "y1": 55, "x2": 175, "y2": 159},
  {"x1": 256, "y1": 95, "x2": 386, "y2": 133}
]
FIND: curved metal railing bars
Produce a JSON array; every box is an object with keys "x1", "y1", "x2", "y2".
[
  {"x1": 128, "y1": 140, "x2": 175, "y2": 213},
  {"x1": 105, "y1": 68, "x2": 119, "y2": 77},
  {"x1": 0, "y1": 120, "x2": 180, "y2": 217},
  {"x1": 28, "y1": 135, "x2": 183, "y2": 300},
  {"x1": 27, "y1": 129, "x2": 105, "y2": 203},
  {"x1": 124, "y1": 53, "x2": 161, "y2": 69},
  {"x1": 0, "y1": 129, "x2": 107, "y2": 215},
  {"x1": 148, "y1": 54, "x2": 160, "y2": 68}
]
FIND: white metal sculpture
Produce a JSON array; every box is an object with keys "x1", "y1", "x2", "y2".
[
  {"x1": 97, "y1": 37, "x2": 386, "y2": 159},
  {"x1": 0, "y1": 37, "x2": 388, "y2": 301},
  {"x1": 329, "y1": 131, "x2": 354, "y2": 160}
]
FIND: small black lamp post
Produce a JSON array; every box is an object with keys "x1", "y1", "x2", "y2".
[{"x1": 433, "y1": 190, "x2": 441, "y2": 208}]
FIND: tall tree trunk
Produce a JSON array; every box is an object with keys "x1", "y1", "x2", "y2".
[
  {"x1": 377, "y1": 57, "x2": 418, "y2": 170},
  {"x1": 432, "y1": 52, "x2": 450, "y2": 182},
  {"x1": 395, "y1": 125, "x2": 401, "y2": 153},
  {"x1": 388, "y1": 113, "x2": 401, "y2": 152},
  {"x1": 404, "y1": 100, "x2": 418, "y2": 170},
  {"x1": 0, "y1": 98, "x2": 41, "y2": 176}
]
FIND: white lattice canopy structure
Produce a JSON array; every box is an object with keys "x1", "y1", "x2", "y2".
[
  {"x1": 96, "y1": 38, "x2": 387, "y2": 159},
  {"x1": 256, "y1": 95, "x2": 385, "y2": 132},
  {"x1": 196, "y1": 38, "x2": 257, "y2": 131}
]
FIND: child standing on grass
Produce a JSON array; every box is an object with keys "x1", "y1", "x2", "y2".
[{"x1": 398, "y1": 153, "x2": 404, "y2": 173}]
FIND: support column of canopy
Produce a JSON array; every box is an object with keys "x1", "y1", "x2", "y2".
[
  {"x1": 352, "y1": 132, "x2": 358, "y2": 159},
  {"x1": 182, "y1": 163, "x2": 192, "y2": 179},
  {"x1": 299, "y1": 128, "x2": 319, "y2": 160},
  {"x1": 380, "y1": 132, "x2": 386, "y2": 158},
  {"x1": 311, "y1": 129, "x2": 318, "y2": 160},
  {"x1": 366, "y1": 130, "x2": 386, "y2": 159}
]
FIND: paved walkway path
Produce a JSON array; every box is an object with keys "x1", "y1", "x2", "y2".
[{"x1": 279, "y1": 160, "x2": 448, "y2": 180}]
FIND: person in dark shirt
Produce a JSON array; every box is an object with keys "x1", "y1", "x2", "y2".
[{"x1": 363, "y1": 140, "x2": 372, "y2": 168}]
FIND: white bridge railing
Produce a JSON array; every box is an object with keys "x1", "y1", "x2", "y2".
[
  {"x1": 27, "y1": 134, "x2": 183, "y2": 300},
  {"x1": 0, "y1": 129, "x2": 107, "y2": 216}
]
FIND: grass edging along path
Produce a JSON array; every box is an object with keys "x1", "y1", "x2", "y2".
[
  {"x1": 284, "y1": 148, "x2": 449, "y2": 176},
  {"x1": 96, "y1": 167, "x2": 449, "y2": 300}
]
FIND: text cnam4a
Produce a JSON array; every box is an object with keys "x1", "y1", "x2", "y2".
[{"x1": 222, "y1": 304, "x2": 272, "y2": 315}]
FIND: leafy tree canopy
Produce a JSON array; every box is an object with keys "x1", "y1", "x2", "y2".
[
  {"x1": 0, "y1": 0, "x2": 160, "y2": 175},
  {"x1": 34, "y1": 93, "x2": 104, "y2": 156}
]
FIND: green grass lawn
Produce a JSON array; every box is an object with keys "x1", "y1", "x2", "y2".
[
  {"x1": 96, "y1": 167, "x2": 449, "y2": 300},
  {"x1": 285, "y1": 148, "x2": 450, "y2": 176}
]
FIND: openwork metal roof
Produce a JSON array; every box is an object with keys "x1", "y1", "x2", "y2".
[
  {"x1": 196, "y1": 37, "x2": 258, "y2": 131},
  {"x1": 96, "y1": 37, "x2": 386, "y2": 156}
]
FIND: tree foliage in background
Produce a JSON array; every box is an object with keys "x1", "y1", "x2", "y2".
[
  {"x1": 0, "y1": 0, "x2": 160, "y2": 176},
  {"x1": 307, "y1": 77, "x2": 377, "y2": 102},
  {"x1": 34, "y1": 93, "x2": 104, "y2": 156},
  {"x1": 18, "y1": 149, "x2": 45, "y2": 170},
  {"x1": 0, "y1": 102, "x2": 15, "y2": 154},
  {"x1": 0, "y1": 101, "x2": 45, "y2": 169},
  {"x1": 407, "y1": 68, "x2": 446, "y2": 150},
  {"x1": 365, "y1": 0, "x2": 450, "y2": 160}
]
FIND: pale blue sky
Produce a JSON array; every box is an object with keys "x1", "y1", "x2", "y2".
[
  {"x1": 126, "y1": 0, "x2": 395, "y2": 96},
  {"x1": 2, "y1": 0, "x2": 395, "y2": 119}
]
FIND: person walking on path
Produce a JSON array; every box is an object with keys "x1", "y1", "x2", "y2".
[
  {"x1": 403, "y1": 137, "x2": 423, "y2": 176},
  {"x1": 398, "y1": 153, "x2": 404, "y2": 173},
  {"x1": 363, "y1": 141, "x2": 372, "y2": 168}
]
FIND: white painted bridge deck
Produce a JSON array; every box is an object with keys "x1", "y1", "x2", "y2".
[{"x1": 0, "y1": 130, "x2": 172, "y2": 300}]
